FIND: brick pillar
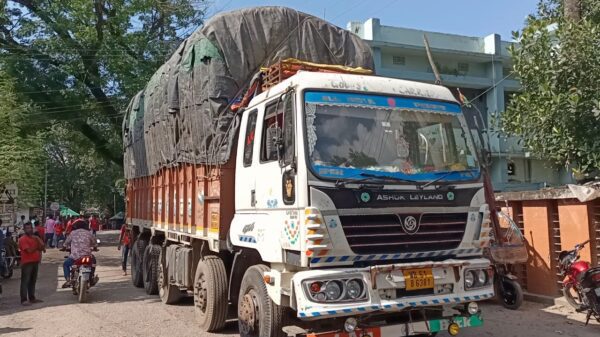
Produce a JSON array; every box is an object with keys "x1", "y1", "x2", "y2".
[
  {"x1": 557, "y1": 200, "x2": 593, "y2": 264},
  {"x1": 521, "y1": 200, "x2": 557, "y2": 296}
]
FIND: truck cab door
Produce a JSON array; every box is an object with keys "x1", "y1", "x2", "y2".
[
  {"x1": 255, "y1": 94, "x2": 297, "y2": 210},
  {"x1": 235, "y1": 109, "x2": 259, "y2": 212}
]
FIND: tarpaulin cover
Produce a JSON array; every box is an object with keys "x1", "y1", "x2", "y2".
[{"x1": 122, "y1": 6, "x2": 374, "y2": 179}]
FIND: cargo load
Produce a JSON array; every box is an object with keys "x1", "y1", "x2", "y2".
[{"x1": 123, "y1": 6, "x2": 374, "y2": 179}]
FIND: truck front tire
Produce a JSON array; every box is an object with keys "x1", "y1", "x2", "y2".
[
  {"x1": 143, "y1": 243, "x2": 160, "y2": 295},
  {"x1": 194, "y1": 255, "x2": 228, "y2": 332},
  {"x1": 238, "y1": 265, "x2": 287, "y2": 337},
  {"x1": 131, "y1": 238, "x2": 147, "y2": 288}
]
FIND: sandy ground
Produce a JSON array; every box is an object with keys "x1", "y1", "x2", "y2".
[{"x1": 0, "y1": 231, "x2": 597, "y2": 337}]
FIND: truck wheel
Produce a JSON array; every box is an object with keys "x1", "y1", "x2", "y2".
[
  {"x1": 158, "y1": 249, "x2": 181, "y2": 304},
  {"x1": 194, "y1": 255, "x2": 228, "y2": 332},
  {"x1": 143, "y1": 244, "x2": 160, "y2": 295},
  {"x1": 238, "y1": 265, "x2": 287, "y2": 337},
  {"x1": 131, "y1": 238, "x2": 147, "y2": 288}
]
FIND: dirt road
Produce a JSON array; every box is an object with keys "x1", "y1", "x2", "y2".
[{"x1": 0, "y1": 231, "x2": 598, "y2": 337}]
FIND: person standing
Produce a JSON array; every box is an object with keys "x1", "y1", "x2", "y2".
[
  {"x1": 18, "y1": 222, "x2": 45, "y2": 305},
  {"x1": 53, "y1": 219, "x2": 65, "y2": 248},
  {"x1": 34, "y1": 219, "x2": 45, "y2": 241},
  {"x1": 89, "y1": 215, "x2": 99, "y2": 236},
  {"x1": 44, "y1": 215, "x2": 55, "y2": 248},
  {"x1": 65, "y1": 216, "x2": 74, "y2": 236},
  {"x1": 14, "y1": 215, "x2": 26, "y2": 231},
  {"x1": 117, "y1": 224, "x2": 131, "y2": 276}
]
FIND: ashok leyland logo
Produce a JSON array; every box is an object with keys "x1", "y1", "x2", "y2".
[
  {"x1": 447, "y1": 191, "x2": 455, "y2": 201},
  {"x1": 360, "y1": 192, "x2": 371, "y2": 203},
  {"x1": 398, "y1": 215, "x2": 420, "y2": 235}
]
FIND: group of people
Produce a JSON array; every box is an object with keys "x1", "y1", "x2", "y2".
[{"x1": 1, "y1": 214, "x2": 106, "y2": 306}]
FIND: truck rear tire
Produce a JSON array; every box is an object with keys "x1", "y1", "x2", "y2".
[
  {"x1": 194, "y1": 255, "x2": 228, "y2": 332},
  {"x1": 238, "y1": 265, "x2": 288, "y2": 337},
  {"x1": 158, "y1": 249, "x2": 181, "y2": 304},
  {"x1": 143, "y1": 244, "x2": 160, "y2": 295},
  {"x1": 131, "y1": 238, "x2": 147, "y2": 288}
]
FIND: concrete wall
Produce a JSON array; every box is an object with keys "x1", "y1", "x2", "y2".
[{"x1": 497, "y1": 190, "x2": 600, "y2": 297}]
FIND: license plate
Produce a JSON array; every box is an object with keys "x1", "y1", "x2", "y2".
[
  {"x1": 403, "y1": 268, "x2": 434, "y2": 291},
  {"x1": 80, "y1": 267, "x2": 92, "y2": 273}
]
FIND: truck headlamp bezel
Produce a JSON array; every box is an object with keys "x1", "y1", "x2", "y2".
[
  {"x1": 303, "y1": 277, "x2": 368, "y2": 303},
  {"x1": 464, "y1": 268, "x2": 492, "y2": 289}
]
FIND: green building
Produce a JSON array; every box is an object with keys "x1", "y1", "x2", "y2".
[{"x1": 348, "y1": 18, "x2": 572, "y2": 191}]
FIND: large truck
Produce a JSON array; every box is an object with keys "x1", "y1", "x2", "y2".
[{"x1": 123, "y1": 7, "x2": 493, "y2": 337}]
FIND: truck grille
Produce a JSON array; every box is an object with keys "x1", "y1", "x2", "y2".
[{"x1": 339, "y1": 213, "x2": 468, "y2": 255}]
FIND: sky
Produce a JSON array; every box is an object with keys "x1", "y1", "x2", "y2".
[{"x1": 203, "y1": 0, "x2": 540, "y2": 41}]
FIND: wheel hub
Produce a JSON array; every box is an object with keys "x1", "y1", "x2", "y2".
[
  {"x1": 239, "y1": 291, "x2": 260, "y2": 334},
  {"x1": 194, "y1": 273, "x2": 207, "y2": 312}
]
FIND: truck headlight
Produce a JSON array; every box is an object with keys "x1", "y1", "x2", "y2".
[
  {"x1": 304, "y1": 277, "x2": 368, "y2": 303},
  {"x1": 464, "y1": 268, "x2": 492, "y2": 289},
  {"x1": 325, "y1": 281, "x2": 343, "y2": 301},
  {"x1": 464, "y1": 271, "x2": 475, "y2": 288},
  {"x1": 476, "y1": 270, "x2": 487, "y2": 285},
  {"x1": 346, "y1": 279, "x2": 363, "y2": 299}
]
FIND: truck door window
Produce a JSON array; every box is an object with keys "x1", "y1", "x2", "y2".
[
  {"x1": 243, "y1": 110, "x2": 258, "y2": 167},
  {"x1": 282, "y1": 94, "x2": 295, "y2": 165},
  {"x1": 260, "y1": 100, "x2": 283, "y2": 162}
]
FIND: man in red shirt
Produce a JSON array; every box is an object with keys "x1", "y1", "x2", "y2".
[
  {"x1": 89, "y1": 215, "x2": 99, "y2": 236},
  {"x1": 117, "y1": 224, "x2": 131, "y2": 276},
  {"x1": 18, "y1": 222, "x2": 45, "y2": 305},
  {"x1": 65, "y1": 216, "x2": 74, "y2": 236},
  {"x1": 53, "y1": 219, "x2": 65, "y2": 247}
]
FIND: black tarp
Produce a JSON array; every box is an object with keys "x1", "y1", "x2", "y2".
[{"x1": 123, "y1": 6, "x2": 374, "y2": 179}]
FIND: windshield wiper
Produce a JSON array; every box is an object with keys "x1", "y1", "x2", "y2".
[
  {"x1": 420, "y1": 169, "x2": 477, "y2": 189},
  {"x1": 334, "y1": 172, "x2": 418, "y2": 188},
  {"x1": 358, "y1": 172, "x2": 420, "y2": 184}
]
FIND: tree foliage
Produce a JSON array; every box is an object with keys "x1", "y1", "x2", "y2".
[
  {"x1": 0, "y1": 0, "x2": 206, "y2": 165},
  {"x1": 502, "y1": 0, "x2": 600, "y2": 176},
  {"x1": 0, "y1": 71, "x2": 45, "y2": 204},
  {"x1": 0, "y1": 0, "x2": 207, "y2": 211}
]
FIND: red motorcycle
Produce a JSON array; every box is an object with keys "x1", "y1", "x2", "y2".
[{"x1": 558, "y1": 240, "x2": 600, "y2": 324}]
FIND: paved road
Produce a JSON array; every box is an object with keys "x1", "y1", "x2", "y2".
[{"x1": 0, "y1": 231, "x2": 598, "y2": 337}]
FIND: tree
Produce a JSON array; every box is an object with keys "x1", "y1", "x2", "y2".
[
  {"x1": 502, "y1": 0, "x2": 600, "y2": 178},
  {"x1": 0, "y1": 70, "x2": 45, "y2": 204},
  {"x1": 0, "y1": 0, "x2": 206, "y2": 165}
]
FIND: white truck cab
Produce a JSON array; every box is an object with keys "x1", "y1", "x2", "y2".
[{"x1": 230, "y1": 71, "x2": 493, "y2": 336}]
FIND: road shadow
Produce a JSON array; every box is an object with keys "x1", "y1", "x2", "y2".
[
  {"x1": 0, "y1": 231, "x2": 156, "y2": 315},
  {"x1": 0, "y1": 327, "x2": 32, "y2": 334},
  {"x1": 481, "y1": 300, "x2": 599, "y2": 336}
]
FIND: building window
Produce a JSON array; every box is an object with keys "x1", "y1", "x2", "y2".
[
  {"x1": 392, "y1": 55, "x2": 405, "y2": 65},
  {"x1": 458, "y1": 62, "x2": 469, "y2": 73},
  {"x1": 507, "y1": 161, "x2": 516, "y2": 176}
]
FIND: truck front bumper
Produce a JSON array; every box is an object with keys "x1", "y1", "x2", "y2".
[
  {"x1": 303, "y1": 313, "x2": 483, "y2": 337},
  {"x1": 291, "y1": 258, "x2": 493, "y2": 319}
]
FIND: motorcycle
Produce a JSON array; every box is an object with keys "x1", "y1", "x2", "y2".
[
  {"x1": 558, "y1": 240, "x2": 600, "y2": 325},
  {"x1": 488, "y1": 210, "x2": 528, "y2": 310},
  {"x1": 61, "y1": 244, "x2": 100, "y2": 303},
  {"x1": 0, "y1": 247, "x2": 16, "y2": 279}
]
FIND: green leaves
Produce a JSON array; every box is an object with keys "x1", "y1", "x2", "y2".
[
  {"x1": 502, "y1": 0, "x2": 600, "y2": 175},
  {"x1": 0, "y1": 0, "x2": 206, "y2": 209}
]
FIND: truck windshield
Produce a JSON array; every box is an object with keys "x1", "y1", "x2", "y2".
[{"x1": 304, "y1": 91, "x2": 480, "y2": 182}]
